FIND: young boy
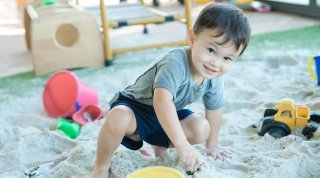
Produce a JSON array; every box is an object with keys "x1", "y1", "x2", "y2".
[{"x1": 90, "y1": 3, "x2": 251, "y2": 178}]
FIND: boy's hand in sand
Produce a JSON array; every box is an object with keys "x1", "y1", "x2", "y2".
[
  {"x1": 176, "y1": 143, "x2": 202, "y2": 172},
  {"x1": 204, "y1": 146, "x2": 230, "y2": 160}
]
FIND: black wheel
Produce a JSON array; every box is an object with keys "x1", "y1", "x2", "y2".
[
  {"x1": 302, "y1": 125, "x2": 318, "y2": 139},
  {"x1": 105, "y1": 60, "x2": 114, "y2": 66},
  {"x1": 268, "y1": 127, "x2": 288, "y2": 138},
  {"x1": 153, "y1": 0, "x2": 159, "y2": 7},
  {"x1": 263, "y1": 109, "x2": 277, "y2": 117},
  {"x1": 143, "y1": 26, "x2": 148, "y2": 34},
  {"x1": 310, "y1": 112, "x2": 320, "y2": 123}
]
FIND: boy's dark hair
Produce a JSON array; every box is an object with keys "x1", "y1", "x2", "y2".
[{"x1": 193, "y1": 3, "x2": 251, "y2": 55}]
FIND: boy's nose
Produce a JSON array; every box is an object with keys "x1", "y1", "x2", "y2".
[{"x1": 209, "y1": 59, "x2": 220, "y2": 68}]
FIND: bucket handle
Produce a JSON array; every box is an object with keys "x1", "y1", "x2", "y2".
[
  {"x1": 307, "y1": 56, "x2": 317, "y2": 80},
  {"x1": 75, "y1": 101, "x2": 81, "y2": 111}
]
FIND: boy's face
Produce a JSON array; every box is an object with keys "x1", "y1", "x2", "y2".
[{"x1": 188, "y1": 28, "x2": 243, "y2": 82}]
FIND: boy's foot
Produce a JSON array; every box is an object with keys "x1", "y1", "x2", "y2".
[
  {"x1": 89, "y1": 163, "x2": 110, "y2": 178},
  {"x1": 139, "y1": 149, "x2": 153, "y2": 157},
  {"x1": 152, "y1": 145, "x2": 167, "y2": 157}
]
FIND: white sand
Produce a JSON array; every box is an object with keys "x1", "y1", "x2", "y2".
[{"x1": 0, "y1": 48, "x2": 320, "y2": 178}]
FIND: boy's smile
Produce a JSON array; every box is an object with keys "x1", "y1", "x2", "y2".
[
  {"x1": 203, "y1": 64, "x2": 218, "y2": 75},
  {"x1": 188, "y1": 28, "x2": 243, "y2": 84}
]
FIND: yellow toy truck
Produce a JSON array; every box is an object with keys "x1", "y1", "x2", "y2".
[{"x1": 255, "y1": 98, "x2": 319, "y2": 139}]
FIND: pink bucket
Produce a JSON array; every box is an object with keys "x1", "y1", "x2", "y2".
[{"x1": 43, "y1": 70, "x2": 98, "y2": 118}]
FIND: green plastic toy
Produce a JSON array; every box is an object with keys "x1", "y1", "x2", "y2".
[
  {"x1": 57, "y1": 117, "x2": 80, "y2": 139},
  {"x1": 41, "y1": 0, "x2": 57, "y2": 6}
]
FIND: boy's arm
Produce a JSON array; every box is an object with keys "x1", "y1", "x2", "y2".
[
  {"x1": 153, "y1": 88, "x2": 188, "y2": 147},
  {"x1": 205, "y1": 108, "x2": 229, "y2": 160},
  {"x1": 205, "y1": 108, "x2": 223, "y2": 148},
  {"x1": 153, "y1": 88, "x2": 202, "y2": 171}
]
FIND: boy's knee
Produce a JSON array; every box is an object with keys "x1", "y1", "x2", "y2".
[
  {"x1": 109, "y1": 106, "x2": 133, "y2": 118},
  {"x1": 105, "y1": 106, "x2": 134, "y2": 131},
  {"x1": 192, "y1": 119, "x2": 210, "y2": 143}
]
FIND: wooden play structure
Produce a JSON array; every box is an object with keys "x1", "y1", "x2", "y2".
[
  {"x1": 24, "y1": 0, "x2": 104, "y2": 76},
  {"x1": 24, "y1": 0, "x2": 192, "y2": 74},
  {"x1": 81, "y1": 0, "x2": 192, "y2": 65}
]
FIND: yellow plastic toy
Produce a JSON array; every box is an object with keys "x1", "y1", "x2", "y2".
[
  {"x1": 256, "y1": 98, "x2": 311, "y2": 138},
  {"x1": 236, "y1": 0, "x2": 253, "y2": 4},
  {"x1": 273, "y1": 98, "x2": 309, "y2": 130},
  {"x1": 308, "y1": 56, "x2": 317, "y2": 80},
  {"x1": 307, "y1": 55, "x2": 320, "y2": 85},
  {"x1": 194, "y1": 0, "x2": 213, "y2": 4},
  {"x1": 254, "y1": 98, "x2": 320, "y2": 139},
  {"x1": 231, "y1": 0, "x2": 253, "y2": 9},
  {"x1": 126, "y1": 166, "x2": 186, "y2": 178}
]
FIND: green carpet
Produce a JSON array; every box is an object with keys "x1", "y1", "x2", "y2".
[{"x1": 246, "y1": 25, "x2": 320, "y2": 54}]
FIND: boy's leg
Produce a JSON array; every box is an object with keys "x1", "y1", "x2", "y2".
[
  {"x1": 139, "y1": 146, "x2": 166, "y2": 157},
  {"x1": 90, "y1": 105, "x2": 137, "y2": 178},
  {"x1": 151, "y1": 114, "x2": 210, "y2": 157},
  {"x1": 180, "y1": 113, "x2": 210, "y2": 144}
]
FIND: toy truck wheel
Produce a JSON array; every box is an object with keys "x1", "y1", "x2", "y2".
[
  {"x1": 268, "y1": 127, "x2": 288, "y2": 138},
  {"x1": 310, "y1": 112, "x2": 320, "y2": 123},
  {"x1": 263, "y1": 109, "x2": 277, "y2": 117},
  {"x1": 302, "y1": 125, "x2": 318, "y2": 139}
]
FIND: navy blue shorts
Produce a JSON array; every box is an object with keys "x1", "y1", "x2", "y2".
[{"x1": 110, "y1": 92, "x2": 193, "y2": 150}]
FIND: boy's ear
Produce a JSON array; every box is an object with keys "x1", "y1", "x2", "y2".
[{"x1": 188, "y1": 29, "x2": 195, "y2": 46}]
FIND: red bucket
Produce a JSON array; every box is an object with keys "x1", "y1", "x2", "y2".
[{"x1": 43, "y1": 70, "x2": 98, "y2": 118}]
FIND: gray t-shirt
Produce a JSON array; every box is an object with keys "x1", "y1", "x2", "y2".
[{"x1": 111, "y1": 46, "x2": 225, "y2": 110}]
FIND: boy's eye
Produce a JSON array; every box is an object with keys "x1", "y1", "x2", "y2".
[
  {"x1": 224, "y1": 57, "x2": 232, "y2": 61},
  {"x1": 207, "y1": 48, "x2": 215, "y2": 54}
]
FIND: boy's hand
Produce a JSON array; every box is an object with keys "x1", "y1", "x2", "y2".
[
  {"x1": 176, "y1": 143, "x2": 202, "y2": 172},
  {"x1": 204, "y1": 146, "x2": 230, "y2": 160}
]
